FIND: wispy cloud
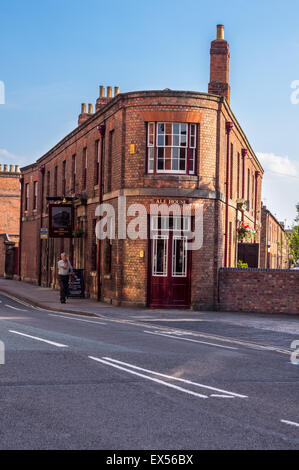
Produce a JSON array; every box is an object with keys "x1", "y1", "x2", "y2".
[
  {"x1": 0, "y1": 148, "x2": 30, "y2": 166},
  {"x1": 257, "y1": 152, "x2": 299, "y2": 227},
  {"x1": 257, "y1": 152, "x2": 298, "y2": 177}
]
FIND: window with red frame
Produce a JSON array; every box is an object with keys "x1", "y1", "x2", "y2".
[{"x1": 147, "y1": 122, "x2": 197, "y2": 175}]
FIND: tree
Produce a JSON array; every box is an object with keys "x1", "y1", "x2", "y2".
[{"x1": 287, "y1": 203, "x2": 299, "y2": 265}]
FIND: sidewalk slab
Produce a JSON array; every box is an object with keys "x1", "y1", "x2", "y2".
[{"x1": 0, "y1": 278, "x2": 114, "y2": 317}]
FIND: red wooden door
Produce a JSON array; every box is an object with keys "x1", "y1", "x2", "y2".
[{"x1": 149, "y1": 231, "x2": 190, "y2": 308}]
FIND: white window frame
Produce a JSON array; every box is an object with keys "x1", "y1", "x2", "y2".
[
  {"x1": 151, "y1": 215, "x2": 191, "y2": 232},
  {"x1": 152, "y1": 235, "x2": 168, "y2": 277},
  {"x1": 156, "y1": 122, "x2": 188, "y2": 174},
  {"x1": 172, "y1": 235, "x2": 187, "y2": 277}
]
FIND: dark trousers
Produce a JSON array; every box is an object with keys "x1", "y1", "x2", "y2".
[{"x1": 58, "y1": 275, "x2": 69, "y2": 302}]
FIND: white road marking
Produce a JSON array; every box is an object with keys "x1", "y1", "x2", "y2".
[
  {"x1": 5, "y1": 304, "x2": 28, "y2": 312},
  {"x1": 210, "y1": 394, "x2": 234, "y2": 398},
  {"x1": 0, "y1": 292, "x2": 36, "y2": 309},
  {"x1": 89, "y1": 356, "x2": 208, "y2": 399},
  {"x1": 48, "y1": 314, "x2": 106, "y2": 325},
  {"x1": 145, "y1": 330, "x2": 238, "y2": 350},
  {"x1": 101, "y1": 357, "x2": 248, "y2": 398},
  {"x1": 281, "y1": 420, "x2": 299, "y2": 428},
  {"x1": 9, "y1": 330, "x2": 68, "y2": 348}
]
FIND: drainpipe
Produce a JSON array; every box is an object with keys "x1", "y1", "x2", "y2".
[
  {"x1": 241, "y1": 148, "x2": 247, "y2": 223},
  {"x1": 97, "y1": 124, "x2": 106, "y2": 300},
  {"x1": 18, "y1": 175, "x2": 24, "y2": 280},
  {"x1": 224, "y1": 121, "x2": 233, "y2": 267},
  {"x1": 254, "y1": 170, "x2": 260, "y2": 231},
  {"x1": 38, "y1": 166, "x2": 45, "y2": 285}
]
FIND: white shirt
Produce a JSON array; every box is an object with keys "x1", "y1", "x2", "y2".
[{"x1": 58, "y1": 259, "x2": 73, "y2": 275}]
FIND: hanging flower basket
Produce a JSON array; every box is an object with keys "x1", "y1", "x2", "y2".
[
  {"x1": 237, "y1": 223, "x2": 256, "y2": 242},
  {"x1": 73, "y1": 226, "x2": 84, "y2": 238}
]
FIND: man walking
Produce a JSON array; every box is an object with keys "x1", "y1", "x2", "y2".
[{"x1": 57, "y1": 252, "x2": 73, "y2": 304}]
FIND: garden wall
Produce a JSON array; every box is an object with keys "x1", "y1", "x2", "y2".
[{"x1": 219, "y1": 268, "x2": 299, "y2": 314}]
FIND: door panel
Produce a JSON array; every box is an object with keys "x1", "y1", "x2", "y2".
[{"x1": 149, "y1": 233, "x2": 190, "y2": 308}]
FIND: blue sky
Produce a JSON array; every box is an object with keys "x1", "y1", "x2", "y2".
[{"x1": 0, "y1": 0, "x2": 298, "y2": 225}]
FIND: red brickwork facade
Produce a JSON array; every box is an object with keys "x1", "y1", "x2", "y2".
[
  {"x1": 260, "y1": 204, "x2": 289, "y2": 269},
  {"x1": 19, "y1": 26, "x2": 265, "y2": 309},
  {"x1": 0, "y1": 165, "x2": 20, "y2": 240},
  {"x1": 219, "y1": 268, "x2": 299, "y2": 314},
  {"x1": 0, "y1": 165, "x2": 20, "y2": 277}
]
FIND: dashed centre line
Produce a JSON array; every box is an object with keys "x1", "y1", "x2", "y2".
[
  {"x1": 281, "y1": 419, "x2": 299, "y2": 428},
  {"x1": 48, "y1": 314, "x2": 106, "y2": 325},
  {"x1": 9, "y1": 330, "x2": 69, "y2": 348},
  {"x1": 145, "y1": 330, "x2": 238, "y2": 350}
]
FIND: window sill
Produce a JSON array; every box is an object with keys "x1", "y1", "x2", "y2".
[{"x1": 144, "y1": 174, "x2": 198, "y2": 181}]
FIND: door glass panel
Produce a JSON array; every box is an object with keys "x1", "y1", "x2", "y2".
[
  {"x1": 153, "y1": 236, "x2": 168, "y2": 276},
  {"x1": 172, "y1": 236, "x2": 187, "y2": 277}
]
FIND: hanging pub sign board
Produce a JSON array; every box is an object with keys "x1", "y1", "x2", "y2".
[{"x1": 49, "y1": 203, "x2": 73, "y2": 238}]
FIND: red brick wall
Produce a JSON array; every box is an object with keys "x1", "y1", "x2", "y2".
[
  {"x1": 219, "y1": 268, "x2": 299, "y2": 314},
  {"x1": 0, "y1": 235, "x2": 6, "y2": 277},
  {"x1": 260, "y1": 205, "x2": 289, "y2": 269},
  {"x1": 0, "y1": 170, "x2": 20, "y2": 238}
]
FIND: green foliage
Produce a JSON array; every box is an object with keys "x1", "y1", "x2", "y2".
[
  {"x1": 287, "y1": 203, "x2": 299, "y2": 265},
  {"x1": 237, "y1": 260, "x2": 249, "y2": 269}
]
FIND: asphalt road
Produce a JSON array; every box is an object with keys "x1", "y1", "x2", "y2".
[{"x1": 0, "y1": 292, "x2": 298, "y2": 450}]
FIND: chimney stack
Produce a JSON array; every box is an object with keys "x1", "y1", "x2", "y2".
[
  {"x1": 78, "y1": 102, "x2": 90, "y2": 126},
  {"x1": 96, "y1": 85, "x2": 119, "y2": 111},
  {"x1": 208, "y1": 24, "x2": 230, "y2": 104}
]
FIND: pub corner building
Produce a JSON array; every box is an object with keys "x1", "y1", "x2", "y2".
[{"x1": 19, "y1": 25, "x2": 264, "y2": 310}]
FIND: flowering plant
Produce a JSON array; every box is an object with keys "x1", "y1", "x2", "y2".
[
  {"x1": 237, "y1": 223, "x2": 256, "y2": 242},
  {"x1": 73, "y1": 226, "x2": 84, "y2": 238}
]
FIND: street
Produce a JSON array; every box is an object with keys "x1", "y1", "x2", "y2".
[{"x1": 0, "y1": 291, "x2": 298, "y2": 450}]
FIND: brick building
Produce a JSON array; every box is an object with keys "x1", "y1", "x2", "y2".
[
  {"x1": 19, "y1": 25, "x2": 264, "y2": 309},
  {"x1": 260, "y1": 204, "x2": 289, "y2": 269},
  {"x1": 0, "y1": 163, "x2": 20, "y2": 277}
]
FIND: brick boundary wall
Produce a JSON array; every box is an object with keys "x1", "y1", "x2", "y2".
[{"x1": 219, "y1": 268, "x2": 299, "y2": 314}]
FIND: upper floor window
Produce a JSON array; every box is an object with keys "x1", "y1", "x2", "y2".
[
  {"x1": 25, "y1": 183, "x2": 29, "y2": 211},
  {"x1": 33, "y1": 181, "x2": 38, "y2": 210},
  {"x1": 147, "y1": 122, "x2": 197, "y2": 175}
]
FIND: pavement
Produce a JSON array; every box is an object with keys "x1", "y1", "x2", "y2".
[{"x1": 0, "y1": 279, "x2": 298, "y2": 449}]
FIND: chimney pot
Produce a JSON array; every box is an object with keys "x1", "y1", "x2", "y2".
[
  {"x1": 99, "y1": 86, "x2": 105, "y2": 98},
  {"x1": 107, "y1": 86, "x2": 112, "y2": 98},
  {"x1": 0, "y1": 164, "x2": 2, "y2": 171},
  {"x1": 4, "y1": 164, "x2": 8, "y2": 172},
  {"x1": 81, "y1": 103, "x2": 86, "y2": 114},
  {"x1": 88, "y1": 103, "x2": 93, "y2": 114},
  {"x1": 9, "y1": 164, "x2": 14, "y2": 172},
  {"x1": 15, "y1": 165, "x2": 20, "y2": 173},
  {"x1": 216, "y1": 24, "x2": 225, "y2": 40},
  {"x1": 114, "y1": 86, "x2": 120, "y2": 96}
]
